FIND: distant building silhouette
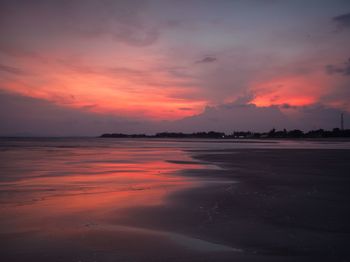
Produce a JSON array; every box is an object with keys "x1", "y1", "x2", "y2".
[{"x1": 100, "y1": 126, "x2": 350, "y2": 139}]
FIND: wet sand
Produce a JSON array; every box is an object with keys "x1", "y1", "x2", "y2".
[
  {"x1": 112, "y1": 149, "x2": 350, "y2": 261},
  {"x1": 1, "y1": 140, "x2": 350, "y2": 261}
]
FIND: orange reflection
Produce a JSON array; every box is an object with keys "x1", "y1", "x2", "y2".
[{"x1": 0, "y1": 145, "x2": 207, "y2": 235}]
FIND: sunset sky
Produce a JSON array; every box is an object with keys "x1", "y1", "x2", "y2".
[{"x1": 1, "y1": 0, "x2": 350, "y2": 136}]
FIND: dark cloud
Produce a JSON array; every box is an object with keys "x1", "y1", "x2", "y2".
[
  {"x1": 0, "y1": 0, "x2": 159, "y2": 47},
  {"x1": 0, "y1": 92, "x2": 156, "y2": 136},
  {"x1": 196, "y1": 56, "x2": 217, "y2": 64},
  {"x1": 178, "y1": 107, "x2": 192, "y2": 111},
  {"x1": 169, "y1": 102, "x2": 348, "y2": 133},
  {"x1": 333, "y1": 12, "x2": 350, "y2": 30},
  {"x1": 172, "y1": 103, "x2": 290, "y2": 132},
  {"x1": 280, "y1": 103, "x2": 297, "y2": 109},
  {"x1": 325, "y1": 59, "x2": 350, "y2": 76},
  {"x1": 0, "y1": 64, "x2": 26, "y2": 75}
]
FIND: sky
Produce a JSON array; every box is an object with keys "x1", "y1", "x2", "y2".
[{"x1": 0, "y1": 0, "x2": 350, "y2": 136}]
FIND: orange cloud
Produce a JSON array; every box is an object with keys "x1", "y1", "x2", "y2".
[
  {"x1": 249, "y1": 73, "x2": 330, "y2": 107},
  {"x1": 0, "y1": 55, "x2": 206, "y2": 120}
]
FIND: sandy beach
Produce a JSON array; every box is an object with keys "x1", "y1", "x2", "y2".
[
  {"x1": 1, "y1": 139, "x2": 350, "y2": 261},
  {"x1": 105, "y1": 148, "x2": 350, "y2": 261}
]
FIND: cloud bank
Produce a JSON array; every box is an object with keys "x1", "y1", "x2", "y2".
[
  {"x1": 1, "y1": 92, "x2": 347, "y2": 136},
  {"x1": 1, "y1": 0, "x2": 350, "y2": 135}
]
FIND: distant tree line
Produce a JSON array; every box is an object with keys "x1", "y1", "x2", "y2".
[{"x1": 100, "y1": 128, "x2": 350, "y2": 139}]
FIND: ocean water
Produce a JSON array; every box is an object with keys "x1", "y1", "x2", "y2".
[{"x1": 1, "y1": 138, "x2": 349, "y2": 261}]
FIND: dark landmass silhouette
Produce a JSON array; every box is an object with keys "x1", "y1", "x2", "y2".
[{"x1": 100, "y1": 128, "x2": 350, "y2": 139}]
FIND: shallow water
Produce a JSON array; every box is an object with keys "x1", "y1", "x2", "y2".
[
  {"x1": 0, "y1": 138, "x2": 206, "y2": 233},
  {"x1": 1, "y1": 138, "x2": 350, "y2": 261}
]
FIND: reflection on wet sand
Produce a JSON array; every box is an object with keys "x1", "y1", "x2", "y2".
[
  {"x1": 1, "y1": 142, "x2": 222, "y2": 260},
  {"x1": 4, "y1": 138, "x2": 350, "y2": 261}
]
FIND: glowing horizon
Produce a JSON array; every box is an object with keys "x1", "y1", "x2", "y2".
[{"x1": 1, "y1": 0, "x2": 350, "y2": 135}]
